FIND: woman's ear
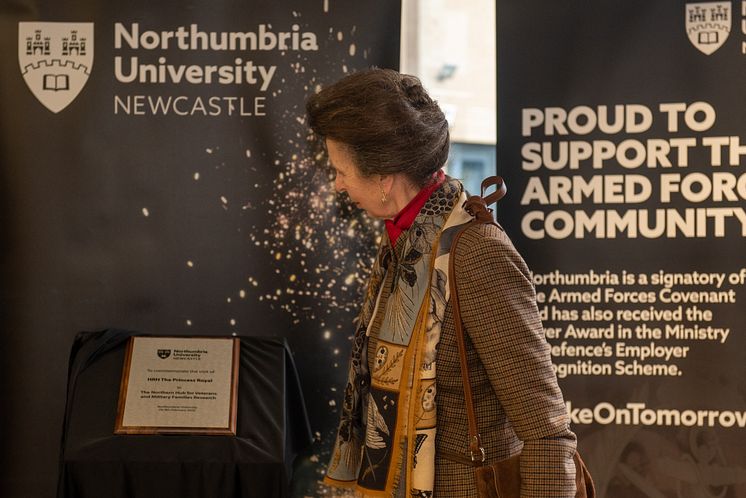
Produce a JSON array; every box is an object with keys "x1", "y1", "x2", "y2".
[{"x1": 379, "y1": 174, "x2": 394, "y2": 191}]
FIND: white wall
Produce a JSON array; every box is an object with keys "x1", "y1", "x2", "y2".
[{"x1": 401, "y1": 0, "x2": 496, "y2": 145}]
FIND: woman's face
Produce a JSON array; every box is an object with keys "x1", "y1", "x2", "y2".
[{"x1": 326, "y1": 138, "x2": 388, "y2": 218}]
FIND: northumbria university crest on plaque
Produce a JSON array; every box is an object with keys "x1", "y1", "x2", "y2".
[
  {"x1": 685, "y1": 2, "x2": 731, "y2": 55},
  {"x1": 18, "y1": 22, "x2": 94, "y2": 113}
]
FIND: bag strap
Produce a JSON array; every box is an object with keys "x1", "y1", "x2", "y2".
[{"x1": 447, "y1": 176, "x2": 506, "y2": 465}]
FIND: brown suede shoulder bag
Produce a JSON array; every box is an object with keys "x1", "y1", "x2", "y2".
[{"x1": 446, "y1": 176, "x2": 596, "y2": 498}]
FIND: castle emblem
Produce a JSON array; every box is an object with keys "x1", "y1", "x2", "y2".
[
  {"x1": 685, "y1": 2, "x2": 731, "y2": 55},
  {"x1": 18, "y1": 22, "x2": 94, "y2": 113}
]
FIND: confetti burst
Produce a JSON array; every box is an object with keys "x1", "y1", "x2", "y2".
[
  {"x1": 245, "y1": 127, "x2": 381, "y2": 324},
  {"x1": 189, "y1": 18, "x2": 376, "y2": 328}
]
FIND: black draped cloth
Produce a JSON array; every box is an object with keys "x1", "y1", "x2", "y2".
[{"x1": 57, "y1": 330, "x2": 312, "y2": 498}]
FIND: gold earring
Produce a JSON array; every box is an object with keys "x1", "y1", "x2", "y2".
[{"x1": 379, "y1": 182, "x2": 387, "y2": 204}]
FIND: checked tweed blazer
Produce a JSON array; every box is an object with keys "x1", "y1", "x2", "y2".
[{"x1": 368, "y1": 220, "x2": 577, "y2": 497}]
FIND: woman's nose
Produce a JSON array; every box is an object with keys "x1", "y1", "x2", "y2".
[{"x1": 334, "y1": 175, "x2": 345, "y2": 192}]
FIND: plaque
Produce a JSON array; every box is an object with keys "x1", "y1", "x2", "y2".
[{"x1": 114, "y1": 336, "x2": 239, "y2": 435}]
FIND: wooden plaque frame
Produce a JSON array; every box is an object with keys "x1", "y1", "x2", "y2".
[{"x1": 114, "y1": 336, "x2": 240, "y2": 435}]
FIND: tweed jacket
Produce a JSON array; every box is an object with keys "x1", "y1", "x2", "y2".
[{"x1": 367, "y1": 220, "x2": 577, "y2": 497}]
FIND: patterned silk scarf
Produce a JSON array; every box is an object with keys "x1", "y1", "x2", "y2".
[{"x1": 325, "y1": 178, "x2": 473, "y2": 497}]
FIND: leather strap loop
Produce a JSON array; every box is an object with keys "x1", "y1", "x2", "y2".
[
  {"x1": 481, "y1": 176, "x2": 506, "y2": 205},
  {"x1": 463, "y1": 176, "x2": 506, "y2": 223}
]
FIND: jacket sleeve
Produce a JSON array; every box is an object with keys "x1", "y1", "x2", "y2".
[{"x1": 453, "y1": 223, "x2": 577, "y2": 497}]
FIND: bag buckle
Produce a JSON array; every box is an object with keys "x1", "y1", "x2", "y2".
[
  {"x1": 469, "y1": 446, "x2": 486, "y2": 463},
  {"x1": 469, "y1": 435, "x2": 486, "y2": 463}
]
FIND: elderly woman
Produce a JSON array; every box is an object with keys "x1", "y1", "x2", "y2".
[{"x1": 307, "y1": 68, "x2": 576, "y2": 497}]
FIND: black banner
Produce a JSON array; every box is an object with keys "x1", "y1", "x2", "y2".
[
  {"x1": 0, "y1": 1, "x2": 400, "y2": 497},
  {"x1": 499, "y1": 1, "x2": 746, "y2": 496}
]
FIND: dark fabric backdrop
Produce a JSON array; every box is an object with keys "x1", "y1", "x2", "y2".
[{"x1": 0, "y1": 1, "x2": 400, "y2": 497}]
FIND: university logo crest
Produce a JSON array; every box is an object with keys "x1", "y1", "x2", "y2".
[
  {"x1": 18, "y1": 22, "x2": 94, "y2": 113},
  {"x1": 685, "y1": 2, "x2": 731, "y2": 55},
  {"x1": 157, "y1": 349, "x2": 171, "y2": 359}
]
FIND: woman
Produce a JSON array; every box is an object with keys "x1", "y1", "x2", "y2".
[{"x1": 307, "y1": 68, "x2": 577, "y2": 497}]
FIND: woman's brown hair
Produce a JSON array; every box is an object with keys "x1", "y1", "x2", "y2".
[{"x1": 306, "y1": 68, "x2": 449, "y2": 187}]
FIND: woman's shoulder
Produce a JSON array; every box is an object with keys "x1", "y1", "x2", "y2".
[
  {"x1": 452, "y1": 222, "x2": 531, "y2": 277},
  {"x1": 455, "y1": 221, "x2": 516, "y2": 256}
]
